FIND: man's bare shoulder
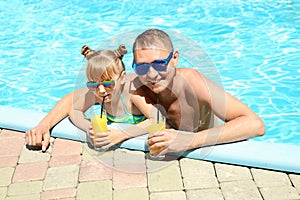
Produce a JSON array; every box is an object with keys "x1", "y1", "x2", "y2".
[{"x1": 177, "y1": 68, "x2": 205, "y2": 81}]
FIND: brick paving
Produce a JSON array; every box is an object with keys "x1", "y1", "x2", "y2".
[{"x1": 0, "y1": 129, "x2": 300, "y2": 200}]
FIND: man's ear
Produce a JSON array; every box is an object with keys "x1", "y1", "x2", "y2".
[{"x1": 172, "y1": 50, "x2": 179, "y2": 66}]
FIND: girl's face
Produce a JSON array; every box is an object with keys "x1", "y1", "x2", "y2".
[
  {"x1": 87, "y1": 71, "x2": 124, "y2": 103},
  {"x1": 96, "y1": 75, "x2": 118, "y2": 102}
]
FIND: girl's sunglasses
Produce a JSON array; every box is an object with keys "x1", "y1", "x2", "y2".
[
  {"x1": 132, "y1": 50, "x2": 173, "y2": 75},
  {"x1": 86, "y1": 79, "x2": 115, "y2": 91}
]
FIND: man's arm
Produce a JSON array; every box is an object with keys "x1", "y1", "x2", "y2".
[
  {"x1": 148, "y1": 69, "x2": 265, "y2": 155},
  {"x1": 190, "y1": 70, "x2": 265, "y2": 149}
]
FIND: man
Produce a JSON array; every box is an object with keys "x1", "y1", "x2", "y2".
[{"x1": 130, "y1": 29, "x2": 265, "y2": 157}]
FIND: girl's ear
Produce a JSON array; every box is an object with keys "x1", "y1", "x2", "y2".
[
  {"x1": 121, "y1": 70, "x2": 126, "y2": 77},
  {"x1": 119, "y1": 70, "x2": 127, "y2": 84}
]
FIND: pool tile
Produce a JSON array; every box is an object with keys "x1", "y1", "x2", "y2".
[
  {"x1": 289, "y1": 174, "x2": 300, "y2": 194},
  {"x1": 5, "y1": 194, "x2": 41, "y2": 200},
  {"x1": 183, "y1": 175, "x2": 219, "y2": 190},
  {"x1": 259, "y1": 186, "x2": 300, "y2": 200},
  {"x1": 113, "y1": 188, "x2": 149, "y2": 200},
  {"x1": 113, "y1": 148, "x2": 145, "y2": 166},
  {"x1": 0, "y1": 156, "x2": 18, "y2": 168},
  {"x1": 113, "y1": 148, "x2": 146, "y2": 175},
  {"x1": 18, "y1": 145, "x2": 51, "y2": 163},
  {"x1": 215, "y1": 163, "x2": 252, "y2": 182},
  {"x1": 180, "y1": 158, "x2": 218, "y2": 189},
  {"x1": 220, "y1": 180, "x2": 263, "y2": 200},
  {"x1": 12, "y1": 162, "x2": 48, "y2": 183},
  {"x1": 115, "y1": 162, "x2": 146, "y2": 173},
  {"x1": 147, "y1": 161, "x2": 183, "y2": 192},
  {"x1": 43, "y1": 165, "x2": 79, "y2": 191},
  {"x1": 79, "y1": 159, "x2": 113, "y2": 182},
  {"x1": 0, "y1": 187, "x2": 7, "y2": 200},
  {"x1": 49, "y1": 154, "x2": 81, "y2": 167},
  {"x1": 251, "y1": 168, "x2": 291, "y2": 187},
  {"x1": 41, "y1": 188, "x2": 76, "y2": 200},
  {"x1": 81, "y1": 143, "x2": 114, "y2": 161},
  {"x1": 150, "y1": 191, "x2": 186, "y2": 200},
  {"x1": 0, "y1": 130, "x2": 24, "y2": 138},
  {"x1": 77, "y1": 181, "x2": 112, "y2": 200},
  {"x1": 180, "y1": 158, "x2": 215, "y2": 176},
  {"x1": 51, "y1": 138, "x2": 82, "y2": 157},
  {"x1": 113, "y1": 164, "x2": 147, "y2": 189},
  {"x1": 7, "y1": 181, "x2": 43, "y2": 196},
  {"x1": 0, "y1": 167, "x2": 15, "y2": 187},
  {"x1": 186, "y1": 188, "x2": 224, "y2": 200},
  {"x1": 146, "y1": 158, "x2": 179, "y2": 173},
  {"x1": 0, "y1": 137, "x2": 24, "y2": 157}
]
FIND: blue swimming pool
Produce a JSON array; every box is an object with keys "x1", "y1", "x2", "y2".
[{"x1": 1, "y1": 0, "x2": 299, "y2": 146}]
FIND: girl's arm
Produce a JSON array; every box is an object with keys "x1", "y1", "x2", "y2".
[
  {"x1": 26, "y1": 90, "x2": 77, "y2": 151},
  {"x1": 70, "y1": 88, "x2": 97, "y2": 132}
]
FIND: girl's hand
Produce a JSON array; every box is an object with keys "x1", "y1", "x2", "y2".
[
  {"x1": 87, "y1": 125, "x2": 110, "y2": 148},
  {"x1": 25, "y1": 124, "x2": 51, "y2": 152},
  {"x1": 87, "y1": 125, "x2": 127, "y2": 148}
]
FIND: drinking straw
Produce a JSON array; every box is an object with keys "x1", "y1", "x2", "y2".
[
  {"x1": 156, "y1": 99, "x2": 160, "y2": 124},
  {"x1": 100, "y1": 96, "x2": 106, "y2": 118},
  {"x1": 157, "y1": 107, "x2": 159, "y2": 124}
]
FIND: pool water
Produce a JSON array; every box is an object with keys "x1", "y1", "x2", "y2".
[{"x1": 1, "y1": 0, "x2": 299, "y2": 145}]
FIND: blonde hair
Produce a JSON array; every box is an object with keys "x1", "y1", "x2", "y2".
[
  {"x1": 133, "y1": 29, "x2": 173, "y2": 51},
  {"x1": 81, "y1": 45, "x2": 127, "y2": 82}
]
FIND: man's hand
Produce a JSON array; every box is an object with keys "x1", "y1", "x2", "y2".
[
  {"x1": 25, "y1": 124, "x2": 51, "y2": 152},
  {"x1": 147, "y1": 129, "x2": 194, "y2": 156}
]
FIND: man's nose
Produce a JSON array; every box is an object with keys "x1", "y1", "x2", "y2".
[{"x1": 146, "y1": 65, "x2": 158, "y2": 78}]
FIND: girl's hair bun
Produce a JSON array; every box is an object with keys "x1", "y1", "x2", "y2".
[
  {"x1": 81, "y1": 45, "x2": 96, "y2": 59},
  {"x1": 114, "y1": 44, "x2": 127, "y2": 59}
]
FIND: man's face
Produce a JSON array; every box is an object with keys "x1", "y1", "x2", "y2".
[{"x1": 133, "y1": 49, "x2": 176, "y2": 94}]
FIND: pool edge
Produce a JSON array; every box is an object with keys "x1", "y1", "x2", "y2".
[{"x1": 1, "y1": 105, "x2": 299, "y2": 173}]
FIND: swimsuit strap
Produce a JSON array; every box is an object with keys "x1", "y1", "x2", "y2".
[
  {"x1": 106, "y1": 92, "x2": 146, "y2": 125},
  {"x1": 120, "y1": 92, "x2": 130, "y2": 114}
]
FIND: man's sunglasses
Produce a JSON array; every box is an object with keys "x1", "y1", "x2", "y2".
[
  {"x1": 132, "y1": 50, "x2": 173, "y2": 75},
  {"x1": 86, "y1": 79, "x2": 115, "y2": 91}
]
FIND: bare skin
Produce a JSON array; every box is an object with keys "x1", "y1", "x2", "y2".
[{"x1": 131, "y1": 49, "x2": 265, "y2": 156}]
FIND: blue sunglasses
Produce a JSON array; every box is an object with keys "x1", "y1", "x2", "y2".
[{"x1": 132, "y1": 50, "x2": 173, "y2": 75}]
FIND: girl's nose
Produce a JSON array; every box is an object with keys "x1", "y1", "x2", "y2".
[{"x1": 98, "y1": 84, "x2": 107, "y2": 94}]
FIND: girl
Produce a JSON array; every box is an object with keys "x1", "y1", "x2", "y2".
[{"x1": 74, "y1": 44, "x2": 149, "y2": 148}]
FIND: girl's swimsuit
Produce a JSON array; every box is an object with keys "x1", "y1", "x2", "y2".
[{"x1": 107, "y1": 93, "x2": 146, "y2": 124}]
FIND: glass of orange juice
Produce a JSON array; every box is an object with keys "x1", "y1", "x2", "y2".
[
  {"x1": 90, "y1": 105, "x2": 108, "y2": 151},
  {"x1": 148, "y1": 111, "x2": 166, "y2": 160}
]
